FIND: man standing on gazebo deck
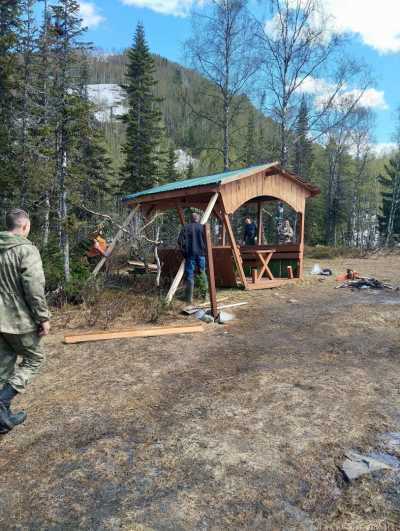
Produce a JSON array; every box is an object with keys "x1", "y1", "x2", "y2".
[{"x1": 178, "y1": 212, "x2": 206, "y2": 304}]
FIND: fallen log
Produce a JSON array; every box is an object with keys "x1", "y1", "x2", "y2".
[
  {"x1": 64, "y1": 323, "x2": 204, "y2": 344},
  {"x1": 128, "y1": 260, "x2": 158, "y2": 271}
]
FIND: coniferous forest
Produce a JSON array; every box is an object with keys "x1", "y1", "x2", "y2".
[{"x1": 1, "y1": 0, "x2": 400, "y2": 294}]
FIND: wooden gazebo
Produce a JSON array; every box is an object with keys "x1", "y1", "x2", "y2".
[{"x1": 123, "y1": 162, "x2": 319, "y2": 302}]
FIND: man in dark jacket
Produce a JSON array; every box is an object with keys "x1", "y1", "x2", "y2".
[
  {"x1": 178, "y1": 212, "x2": 206, "y2": 303},
  {"x1": 0, "y1": 209, "x2": 50, "y2": 434},
  {"x1": 243, "y1": 217, "x2": 257, "y2": 245}
]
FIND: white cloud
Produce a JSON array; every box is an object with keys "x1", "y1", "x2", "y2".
[
  {"x1": 79, "y1": 2, "x2": 105, "y2": 28},
  {"x1": 121, "y1": 0, "x2": 196, "y2": 17},
  {"x1": 349, "y1": 89, "x2": 388, "y2": 111},
  {"x1": 324, "y1": 0, "x2": 400, "y2": 54},
  {"x1": 298, "y1": 77, "x2": 334, "y2": 95},
  {"x1": 267, "y1": 0, "x2": 400, "y2": 53},
  {"x1": 298, "y1": 76, "x2": 388, "y2": 111},
  {"x1": 372, "y1": 142, "x2": 398, "y2": 156}
]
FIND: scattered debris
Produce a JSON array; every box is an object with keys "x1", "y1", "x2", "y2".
[
  {"x1": 311, "y1": 264, "x2": 333, "y2": 276},
  {"x1": 311, "y1": 264, "x2": 322, "y2": 275},
  {"x1": 182, "y1": 301, "x2": 248, "y2": 315},
  {"x1": 336, "y1": 269, "x2": 360, "y2": 282},
  {"x1": 64, "y1": 323, "x2": 204, "y2": 344},
  {"x1": 336, "y1": 277, "x2": 394, "y2": 290},
  {"x1": 194, "y1": 310, "x2": 214, "y2": 323},
  {"x1": 340, "y1": 450, "x2": 399, "y2": 481},
  {"x1": 216, "y1": 311, "x2": 235, "y2": 324}
]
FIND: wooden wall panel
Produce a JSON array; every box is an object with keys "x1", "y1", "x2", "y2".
[{"x1": 220, "y1": 171, "x2": 309, "y2": 214}]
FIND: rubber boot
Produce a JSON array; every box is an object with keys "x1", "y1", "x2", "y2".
[
  {"x1": 0, "y1": 384, "x2": 27, "y2": 432},
  {"x1": 185, "y1": 279, "x2": 194, "y2": 304}
]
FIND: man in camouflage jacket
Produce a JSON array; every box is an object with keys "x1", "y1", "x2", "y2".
[{"x1": 0, "y1": 209, "x2": 50, "y2": 434}]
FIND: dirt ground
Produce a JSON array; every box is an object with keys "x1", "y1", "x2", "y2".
[{"x1": 1, "y1": 255, "x2": 400, "y2": 530}]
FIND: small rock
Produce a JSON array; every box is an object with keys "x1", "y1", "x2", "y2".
[
  {"x1": 341, "y1": 450, "x2": 395, "y2": 481},
  {"x1": 288, "y1": 299, "x2": 299, "y2": 304}
]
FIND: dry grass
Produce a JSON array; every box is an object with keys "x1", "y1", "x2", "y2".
[{"x1": 1, "y1": 256, "x2": 400, "y2": 529}]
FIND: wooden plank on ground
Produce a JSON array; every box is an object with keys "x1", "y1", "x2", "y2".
[{"x1": 64, "y1": 323, "x2": 204, "y2": 344}]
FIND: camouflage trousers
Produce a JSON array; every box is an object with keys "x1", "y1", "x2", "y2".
[{"x1": 0, "y1": 332, "x2": 45, "y2": 393}]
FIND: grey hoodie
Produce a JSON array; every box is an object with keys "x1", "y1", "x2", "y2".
[{"x1": 0, "y1": 232, "x2": 50, "y2": 334}]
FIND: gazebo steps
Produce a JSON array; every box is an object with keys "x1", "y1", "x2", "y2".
[{"x1": 245, "y1": 278, "x2": 297, "y2": 290}]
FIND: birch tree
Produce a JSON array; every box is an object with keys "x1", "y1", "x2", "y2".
[
  {"x1": 186, "y1": 0, "x2": 260, "y2": 171},
  {"x1": 258, "y1": 0, "x2": 371, "y2": 166}
]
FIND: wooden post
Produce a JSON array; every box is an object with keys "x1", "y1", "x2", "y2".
[
  {"x1": 222, "y1": 212, "x2": 248, "y2": 289},
  {"x1": 176, "y1": 205, "x2": 185, "y2": 225},
  {"x1": 204, "y1": 224, "x2": 218, "y2": 319},
  {"x1": 165, "y1": 192, "x2": 219, "y2": 304},
  {"x1": 287, "y1": 265, "x2": 294, "y2": 279},
  {"x1": 90, "y1": 207, "x2": 137, "y2": 279},
  {"x1": 257, "y1": 201, "x2": 263, "y2": 245},
  {"x1": 213, "y1": 207, "x2": 226, "y2": 246},
  {"x1": 222, "y1": 223, "x2": 226, "y2": 246},
  {"x1": 298, "y1": 210, "x2": 305, "y2": 279}
]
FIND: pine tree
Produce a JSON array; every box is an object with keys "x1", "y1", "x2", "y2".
[
  {"x1": 378, "y1": 151, "x2": 400, "y2": 245},
  {"x1": 120, "y1": 23, "x2": 164, "y2": 193},
  {"x1": 49, "y1": 0, "x2": 93, "y2": 281},
  {"x1": 165, "y1": 146, "x2": 177, "y2": 182},
  {"x1": 186, "y1": 160, "x2": 194, "y2": 179},
  {"x1": 0, "y1": 0, "x2": 20, "y2": 205},
  {"x1": 292, "y1": 98, "x2": 313, "y2": 179}
]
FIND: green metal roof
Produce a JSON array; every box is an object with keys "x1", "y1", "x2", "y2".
[{"x1": 122, "y1": 164, "x2": 272, "y2": 202}]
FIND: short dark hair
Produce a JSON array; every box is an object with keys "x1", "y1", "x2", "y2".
[{"x1": 6, "y1": 209, "x2": 30, "y2": 230}]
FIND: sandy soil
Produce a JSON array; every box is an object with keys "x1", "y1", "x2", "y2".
[{"x1": 1, "y1": 255, "x2": 400, "y2": 530}]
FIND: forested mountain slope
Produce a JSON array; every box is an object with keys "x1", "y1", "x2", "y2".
[{"x1": 87, "y1": 52, "x2": 280, "y2": 175}]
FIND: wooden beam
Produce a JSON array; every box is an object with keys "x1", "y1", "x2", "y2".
[
  {"x1": 257, "y1": 201, "x2": 263, "y2": 244},
  {"x1": 176, "y1": 205, "x2": 185, "y2": 225},
  {"x1": 298, "y1": 211, "x2": 305, "y2": 279},
  {"x1": 165, "y1": 192, "x2": 220, "y2": 304},
  {"x1": 204, "y1": 224, "x2": 218, "y2": 319},
  {"x1": 64, "y1": 323, "x2": 204, "y2": 344},
  {"x1": 90, "y1": 207, "x2": 137, "y2": 279},
  {"x1": 222, "y1": 224, "x2": 227, "y2": 246},
  {"x1": 222, "y1": 212, "x2": 247, "y2": 289}
]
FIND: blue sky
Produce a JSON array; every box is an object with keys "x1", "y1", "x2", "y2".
[{"x1": 78, "y1": 0, "x2": 399, "y2": 150}]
